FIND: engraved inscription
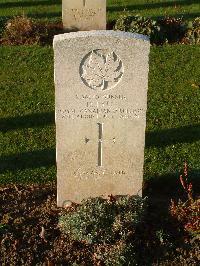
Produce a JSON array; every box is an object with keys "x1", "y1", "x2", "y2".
[
  {"x1": 80, "y1": 49, "x2": 124, "y2": 91},
  {"x1": 74, "y1": 168, "x2": 127, "y2": 180},
  {"x1": 64, "y1": 0, "x2": 104, "y2": 22},
  {"x1": 65, "y1": 8, "x2": 102, "y2": 22},
  {"x1": 58, "y1": 107, "x2": 145, "y2": 120}
]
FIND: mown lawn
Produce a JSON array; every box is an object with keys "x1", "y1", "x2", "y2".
[
  {"x1": 146, "y1": 44, "x2": 200, "y2": 195},
  {"x1": 0, "y1": 0, "x2": 199, "y2": 23},
  {"x1": 107, "y1": 0, "x2": 200, "y2": 21},
  {"x1": 0, "y1": 46, "x2": 55, "y2": 183},
  {"x1": 0, "y1": 45, "x2": 199, "y2": 194}
]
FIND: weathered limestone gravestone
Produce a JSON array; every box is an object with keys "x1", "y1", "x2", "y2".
[
  {"x1": 54, "y1": 31, "x2": 150, "y2": 206},
  {"x1": 62, "y1": 0, "x2": 106, "y2": 31}
]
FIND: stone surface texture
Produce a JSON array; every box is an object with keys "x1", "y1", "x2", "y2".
[
  {"x1": 54, "y1": 30, "x2": 150, "y2": 206},
  {"x1": 62, "y1": 0, "x2": 106, "y2": 31}
]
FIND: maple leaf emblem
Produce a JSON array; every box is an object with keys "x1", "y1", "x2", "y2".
[{"x1": 80, "y1": 50, "x2": 123, "y2": 90}]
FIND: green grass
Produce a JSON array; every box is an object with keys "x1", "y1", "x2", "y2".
[
  {"x1": 0, "y1": 46, "x2": 55, "y2": 183},
  {"x1": 0, "y1": 45, "x2": 200, "y2": 189},
  {"x1": 107, "y1": 0, "x2": 200, "y2": 21},
  {"x1": 145, "y1": 45, "x2": 200, "y2": 191},
  {"x1": 0, "y1": 0, "x2": 199, "y2": 24}
]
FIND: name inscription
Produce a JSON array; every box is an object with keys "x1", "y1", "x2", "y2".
[
  {"x1": 65, "y1": 8, "x2": 102, "y2": 21},
  {"x1": 58, "y1": 94, "x2": 145, "y2": 120}
]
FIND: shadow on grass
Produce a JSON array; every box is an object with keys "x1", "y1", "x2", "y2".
[
  {"x1": 0, "y1": 15, "x2": 11, "y2": 21},
  {"x1": 0, "y1": 16, "x2": 11, "y2": 32},
  {"x1": 146, "y1": 124, "x2": 200, "y2": 148},
  {"x1": 0, "y1": 112, "x2": 54, "y2": 132},
  {"x1": 0, "y1": 13, "x2": 61, "y2": 21},
  {"x1": 108, "y1": 0, "x2": 200, "y2": 12},
  {"x1": 0, "y1": 113, "x2": 199, "y2": 184},
  {"x1": 0, "y1": 148, "x2": 56, "y2": 174},
  {"x1": 28, "y1": 12, "x2": 61, "y2": 20},
  {"x1": 0, "y1": 13, "x2": 61, "y2": 36},
  {"x1": 1, "y1": 113, "x2": 199, "y2": 147},
  {"x1": 0, "y1": 0, "x2": 61, "y2": 9}
]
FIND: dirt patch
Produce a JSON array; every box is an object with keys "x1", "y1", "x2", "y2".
[
  {"x1": 0, "y1": 183, "x2": 93, "y2": 265},
  {"x1": 0, "y1": 183, "x2": 199, "y2": 265}
]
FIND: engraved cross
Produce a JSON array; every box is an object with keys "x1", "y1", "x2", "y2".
[
  {"x1": 97, "y1": 123, "x2": 103, "y2": 167},
  {"x1": 85, "y1": 123, "x2": 116, "y2": 167}
]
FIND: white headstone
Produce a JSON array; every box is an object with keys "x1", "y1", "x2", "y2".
[
  {"x1": 62, "y1": 0, "x2": 106, "y2": 31},
  {"x1": 54, "y1": 31, "x2": 150, "y2": 206}
]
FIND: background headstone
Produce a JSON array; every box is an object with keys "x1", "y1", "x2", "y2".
[
  {"x1": 62, "y1": 0, "x2": 106, "y2": 31},
  {"x1": 54, "y1": 31, "x2": 150, "y2": 206}
]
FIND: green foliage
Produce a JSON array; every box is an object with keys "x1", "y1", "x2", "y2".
[
  {"x1": 114, "y1": 14, "x2": 198, "y2": 44},
  {"x1": 0, "y1": 223, "x2": 8, "y2": 234},
  {"x1": 59, "y1": 196, "x2": 147, "y2": 244},
  {"x1": 59, "y1": 196, "x2": 147, "y2": 265},
  {"x1": 155, "y1": 229, "x2": 174, "y2": 249},
  {"x1": 184, "y1": 17, "x2": 200, "y2": 44},
  {"x1": 95, "y1": 242, "x2": 138, "y2": 266},
  {"x1": 114, "y1": 14, "x2": 161, "y2": 43},
  {"x1": 0, "y1": 16, "x2": 9, "y2": 37},
  {"x1": 1, "y1": 12, "x2": 199, "y2": 46},
  {"x1": 0, "y1": 223, "x2": 7, "y2": 230}
]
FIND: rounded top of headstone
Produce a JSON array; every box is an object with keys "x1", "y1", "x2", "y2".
[{"x1": 53, "y1": 30, "x2": 150, "y2": 45}]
